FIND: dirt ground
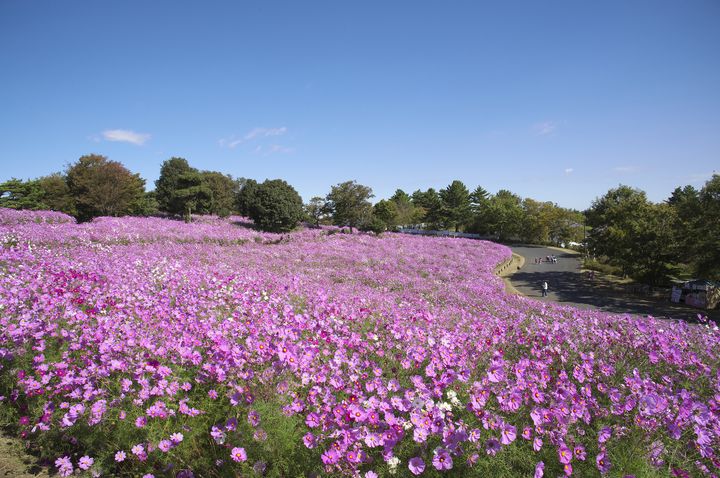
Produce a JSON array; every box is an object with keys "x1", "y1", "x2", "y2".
[{"x1": 0, "y1": 434, "x2": 49, "y2": 477}]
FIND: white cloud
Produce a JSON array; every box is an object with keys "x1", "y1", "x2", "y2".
[
  {"x1": 532, "y1": 121, "x2": 558, "y2": 136},
  {"x1": 102, "y1": 129, "x2": 150, "y2": 145},
  {"x1": 564, "y1": 168, "x2": 574, "y2": 174},
  {"x1": 266, "y1": 144, "x2": 294, "y2": 155},
  {"x1": 220, "y1": 127, "x2": 287, "y2": 149}
]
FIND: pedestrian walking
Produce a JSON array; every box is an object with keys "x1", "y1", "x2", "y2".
[{"x1": 541, "y1": 280, "x2": 548, "y2": 297}]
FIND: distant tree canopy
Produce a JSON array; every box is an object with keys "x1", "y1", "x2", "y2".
[
  {"x1": 439, "y1": 180, "x2": 472, "y2": 232},
  {"x1": 235, "y1": 178, "x2": 259, "y2": 217},
  {"x1": 200, "y1": 171, "x2": 236, "y2": 217},
  {"x1": 155, "y1": 157, "x2": 194, "y2": 215},
  {"x1": 304, "y1": 196, "x2": 328, "y2": 228},
  {"x1": 582, "y1": 175, "x2": 720, "y2": 283},
  {"x1": 326, "y1": 180, "x2": 374, "y2": 232},
  {"x1": 66, "y1": 154, "x2": 145, "y2": 222},
  {"x1": 248, "y1": 179, "x2": 304, "y2": 232},
  {"x1": 2, "y1": 152, "x2": 717, "y2": 282}
]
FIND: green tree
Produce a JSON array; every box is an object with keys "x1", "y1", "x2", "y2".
[
  {"x1": 235, "y1": 178, "x2": 259, "y2": 217},
  {"x1": 372, "y1": 199, "x2": 399, "y2": 231},
  {"x1": 520, "y1": 198, "x2": 554, "y2": 244},
  {"x1": 585, "y1": 185, "x2": 675, "y2": 282},
  {"x1": 171, "y1": 171, "x2": 213, "y2": 222},
  {"x1": 36, "y1": 173, "x2": 77, "y2": 216},
  {"x1": 666, "y1": 185, "x2": 701, "y2": 264},
  {"x1": 390, "y1": 189, "x2": 422, "y2": 227},
  {"x1": 690, "y1": 175, "x2": 720, "y2": 279},
  {"x1": 66, "y1": 155, "x2": 145, "y2": 222},
  {"x1": 411, "y1": 188, "x2": 443, "y2": 229},
  {"x1": 201, "y1": 171, "x2": 236, "y2": 217},
  {"x1": 486, "y1": 189, "x2": 524, "y2": 241},
  {"x1": 305, "y1": 196, "x2": 329, "y2": 228},
  {"x1": 439, "y1": 180, "x2": 472, "y2": 232},
  {"x1": 155, "y1": 157, "x2": 195, "y2": 214},
  {"x1": 248, "y1": 179, "x2": 304, "y2": 232},
  {"x1": 0, "y1": 178, "x2": 45, "y2": 210},
  {"x1": 325, "y1": 181, "x2": 374, "y2": 232}
]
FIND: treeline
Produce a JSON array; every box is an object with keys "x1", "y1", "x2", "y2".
[
  {"x1": 3, "y1": 155, "x2": 717, "y2": 282},
  {"x1": 585, "y1": 176, "x2": 720, "y2": 283},
  {"x1": 0, "y1": 155, "x2": 585, "y2": 244}
]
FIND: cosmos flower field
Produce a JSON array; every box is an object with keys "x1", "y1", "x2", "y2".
[{"x1": 1, "y1": 209, "x2": 719, "y2": 477}]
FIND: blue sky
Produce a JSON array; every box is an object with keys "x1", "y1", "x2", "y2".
[{"x1": 1, "y1": 1, "x2": 718, "y2": 210}]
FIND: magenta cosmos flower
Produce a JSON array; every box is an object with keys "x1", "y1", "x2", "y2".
[
  {"x1": 433, "y1": 449, "x2": 453, "y2": 470},
  {"x1": 230, "y1": 447, "x2": 247, "y2": 462},
  {"x1": 409, "y1": 457, "x2": 425, "y2": 475}
]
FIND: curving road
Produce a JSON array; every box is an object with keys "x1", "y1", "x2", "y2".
[{"x1": 507, "y1": 245, "x2": 719, "y2": 322}]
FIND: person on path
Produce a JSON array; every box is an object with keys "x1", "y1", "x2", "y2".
[{"x1": 541, "y1": 280, "x2": 548, "y2": 297}]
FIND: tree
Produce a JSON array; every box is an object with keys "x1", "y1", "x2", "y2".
[
  {"x1": 372, "y1": 199, "x2": 399, "y2": 231},
  {"x1": 439, "y1": 180, "x2": 472, "y2": 232},
  {"x1": 470, "y1": 186, "x2": 490, "y2": 215},
  {"x1": 0, "y1": 178, "x2": 45, "y2": 210},
  {"x1": 584, "y1": 185, "x2": 676, "y2": 282},
  {"x1": 36, "y1": 173, "x2": 77, "y2": 216},
  {"x1": 666, "y1": 185, "x2": 701, "y2": 264},
  {"x1": 411, "y1": 188, "x2": 443, "y2": 229},
  {"x1": 66, "y1": 155, "x2": 145, "y2": 222},
  {"x1": 235, "y1": 178, "x2": 259, "y2": 217},
  {"x1": 485, "y1": 190, "x2": 524, "y2": 241},
  {"x1": 248, "y1": 179, "x2": 304, "y2": 232},
  {"x1": 171, "y1": 171, "x2": 212, "y2": 222},
  {"x1": 201, "y1": 171, "x2": 236, "y2": 217},
  {"x1": 390, "y1": 189, "x2": 422, "y2": 227},
  {"x1": 305, "y1": 196, "x2": 329, "y2": 228},
  {"x1": 155, "y1": 157, "x2": 195, "y2": 214},
  {"x1": 690, "y1": 175, "x2": 720, "y2": 279},
  {"x1": 325, "y1": 181, "x2": 374, "y2": 232}
]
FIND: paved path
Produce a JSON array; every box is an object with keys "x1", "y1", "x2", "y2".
[{"x1": 507, "y1": 245, "x2": 719, "y2": 322}]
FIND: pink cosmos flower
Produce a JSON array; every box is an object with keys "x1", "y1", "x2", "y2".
[
  {"x1": 596, "y1": 451, "x2": 611, "y2": 473},
  {"x1": 433, "y1": 448, "x2": 453, "y2": 470},
  {"x1": 558, "y1": 444, "x2": 572, "y2": 464},
  {"x1": 54, "y1": 456, "x2": 73, "y2": 477},
  {"x1": 409, "y1": 457, "x2": 425, "y2": 475},
  {"x1": 501, "y1": 424, "x2": 516, "y2": 445},
  {"x1": 114, "y1": 450, "x2": 126, "y2": 462},
  {"x1": 534, "y1": 461, "x2": 544, "y2": 478},
  {"x1": 485, "y1": 438, "x2": 501, "y2": 456},
  {"x1": 158, "y1": 440, "x2": 172, "y2": 452},
  {"x1": 230, "y1": 447, "x2": 247, "y2": 462},
  {"x1": 574, "y1": 445, "x2": 586, "y2": 461},
  {"x1": 78, "y1": 455, "x2": 93, "y2": 470}
]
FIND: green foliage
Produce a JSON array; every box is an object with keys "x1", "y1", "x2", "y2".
[
  {"x1": 689, "y1": 174, "x2": 720, "y2": 279},
  {"x1": 248, "y1": 179, "x2": 304, "y2": 232},
  {"x1": 411, "y1": 188, "x2": 443, "y2": 228},
  {"x1": 155, "y1": 157, "x2": 195, "y2": 214},
  {"x1": 0, "y1": 177, "x2": 46, "y2": 210},
  {"x1": 201, "y1": 171, "x2": 236, "y2": 217},
  {"x1": 325, "y1": 180, "x2": 374, "y2": 232},
  {"x1": 304, "y1": 196, "x2": 329, "y2": 227},
  {"x1": 65, "y1": 154, "x2": 146, "y2": 222},
  {"x1": 235, "y1": 178, "x2": 259, "y2": 217},
  {"x1": 372, "y1": 199, "x2": 399, "y2": 231},
  {"x1": 36, "y1": 173, "x2": 77, "y2": 216},
  {"x1": 439, "y1": 180, "x2": 472, "y2": 232},
  {"x1": 171, "y1": 171, "x2": 213, "y2": 222},
  {"x1": 583, "y1": 257, "x2": 622, "y2": 276},
  {"x1": 486, "y1": 189, "x2": 524, "y2": 241},
  {"x1": 586, "y1": 185, "x2": 677, "y2": 283},
  {"x1": 389, "y1": 189, "x2": 423, "y2": 227}
]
